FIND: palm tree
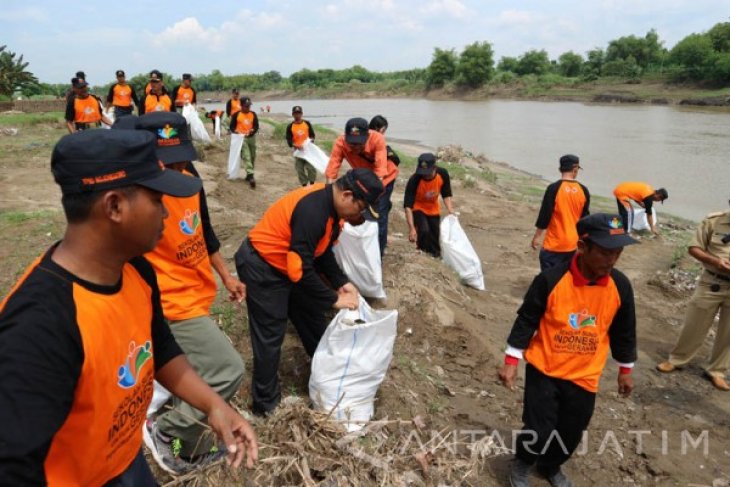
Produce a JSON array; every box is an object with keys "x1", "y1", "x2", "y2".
[{"x1": 0, "y1": 45, "x2": 38, "y2": 97}]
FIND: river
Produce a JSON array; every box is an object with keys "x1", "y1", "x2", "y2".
[{"x1": 207, "y1": 98, "x2": 730, "y2": 221}]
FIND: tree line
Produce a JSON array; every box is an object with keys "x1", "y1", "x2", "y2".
[{"x1": 1, "y1": 20, "x2": 728, "y2": 99}]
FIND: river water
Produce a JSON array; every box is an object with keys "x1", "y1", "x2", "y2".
[{"x1": 208, "y1": 98, "x2": 730, "y2": 221}]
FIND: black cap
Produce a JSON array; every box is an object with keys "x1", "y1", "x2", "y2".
[
  {"x1": 182, "y1": 73, "x2": 192, "y2": 80},
  {"x1": 559, "y1": 154, "x2": 580, "y2": 171},
  {"x1": 75, "y1": 71, "x2": 86, "y2": 79},
  {"x1": 134, "y1": 112, "x2": 198, "y2": 165},
  {"x1": 116, "y1": 69, "x2": 125, "y2": 77},
  {"x1": 577, "y1": 213, "x2": 638, "y2": 249},
  {"x1": 416, "y1": 153, "x2": 437, "y2": 175},
  {"x1": 656, "y1": 187, "x2": 668, "y2": 202},
  {"x1": 344, "y1": 117, "x2": 369, "y2": 145},
  {"x1": 111, "y1": 114, "x2": 139, "y2": 130},
  {"x1": 292, "y1": 105, "x2": 303, "y2": 113},
  {"x1": 241, "y1": 96, "x2": 252, "y2": 106},
  {"x1": 149, "y1": 70, "x2": 163, "y2": 81},
  {"x1": 232, "y1": 88, "x2": 239, "y2": 94},
  {"x1": 343, "y1": 168, "x2": 384, "y2": 219},
  {"x1": 51, "y1": 130, "x2": 201, "y2": 197}
]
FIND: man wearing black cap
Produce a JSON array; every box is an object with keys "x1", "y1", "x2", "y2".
[
  {"x1": 172, "y1": 73, "x2": 197, "y2": 108},
  {"x1": 144, "y1": 69, "x2": 168, "y2": 95},
  {"x1": 139, "y1": 71, "x2": 174, "y2": 115},
  {"x1": 64, "y1": 79, "x2": 113, "y2": 133},
  {"x1": 106, "y1": 69, "x2": 139, "y2": 118},
  {"x1": 286, "y1": 105, "x2": 317, "y2": 186},
  {"x1": 229, "y1": 96, "x2": 259, "y2": 188},
  {"x1": 532, "y1": 154, "x2": 590, "y2": 271},
  {"x1": 0, "y1": 130, "x2": 257, "y2": 486},
  {"x1": 225, "y1": 88, "x2": 242, "y2": 120},
  {"x1": 499, "y1": 213, "x2": 637, "y2": 487},
  {"x1": 115, "y1": 112, "x2": 249, "y2": 473},
  {"x1": 234, "y1": 168, "x2": 383, "y2": 415},
  {"x1": 403, "y1": 153, "x2": 454, "y2": 257},
  {"x1": 613, "y1": 181, "x2": 668, "y2": 235}
]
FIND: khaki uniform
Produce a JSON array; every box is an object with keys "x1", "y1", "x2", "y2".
[{"x1": 668, "y1": 210, "x2": 730, "y2": 377}]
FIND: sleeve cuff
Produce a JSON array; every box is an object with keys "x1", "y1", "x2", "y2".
[{"x1": 505, "y1": 345, "x2": 524, "y2": 360}]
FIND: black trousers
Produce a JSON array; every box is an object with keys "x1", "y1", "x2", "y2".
[
  {"x1": 413, "y1": 211, "x2": 441, "y2": 257},
  {"x1": 235, "y1": 239, "x2": 330, "y2": 414},
  {"x1": 515, "y1": 363, "x2": 596, "y2": 476},
  {"x1": 616, "y1": 199, "x2": 634, "y2": 233},
  {"x1": 103, "y1": 449, "x2": 157, "y2": 487}
]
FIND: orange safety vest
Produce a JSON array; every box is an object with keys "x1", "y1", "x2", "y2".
[
  {"x1": 144, "y1": 172, "x2": 216, "y2": 321},
  {"x1": 290, "y1": 121, "x2": 311, "y2": 147},
  {"x1": 73, "y1": 96, "x2": 102, "y2": 123},
  {"x1": 542, "y1": 180, "x2": 588, "y2": 252},
  {"x1": 144, "y1": 93, "x2": 172, "y2": 113},
  {"x1": 412, "y1": 173, "x2": 446, "y2": 216},
  {"x1": 111, "y1": 84, "x2": 134, "y2": 107},
  {"x1": 234, "y1": 111, "x2": 255, "y2": 135},
  {"x1": 175, "y1": 86, "x2": 195, "y2": 106},
  {"x1": 229, "y1": 98, "x2": 241, "y2": 114},
  {"x1": 44, "y1": 263, "x2": 155, "y2": 485},
  {"x1": 613, "y1": 182, "x2": 653, "y2": 204}
]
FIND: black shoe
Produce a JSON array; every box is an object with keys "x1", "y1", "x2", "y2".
[
  {"x1": 249, "y1": 177, "x2": 256, "y2": 189},
  {"x1": 509, "y1": 458, "x2": 532, "y2": 487},
  {"x1": 540, "y1": 467, "x2": 574, "y2": 487}
]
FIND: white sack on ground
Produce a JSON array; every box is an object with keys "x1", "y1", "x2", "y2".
[
  {"x1": 182, "y1": 104, "x2": 211, "y2": 144},
  {"x1": 227, "y1": 134, "x2": 245, "y2": 179},
  {"x1": 147, "y1": 380, "x2": 172, "y2": 417},
  {"x1": 631, "y1": 207, "x2": 657, "y2": 232},
  {"x1": 292, "y1": 139, "x2": 329, "y2": 174},
  {"x1": 440, "y1": 214, "x2": 486, "y2": 290},
  {"x1": 309, "y1": 298, "x2": 398, "y2": 432},
  {"x1": 333, "y1": 221, "x2": 386, "y2": 299}
]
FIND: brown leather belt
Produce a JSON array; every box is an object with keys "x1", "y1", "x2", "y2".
[{"x1": 706, "y1": 270, "x2": 730, "y2": 282}]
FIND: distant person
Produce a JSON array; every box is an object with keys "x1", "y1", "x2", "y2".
[
  {"x1": 65, "y1": 77, "x2": 80, "y2": 102},
  {"x1": 285, "y1": 105, "x2": 317, "y2": 186},
  {"x1": 205, "y1": 110, "x2": 225, "y2": 137},
  {"x1": 657, "y1": 200, "x2": 730, "y2": 391},
  {"x1": 225, "y1": 88, "x2": 241, "y2": 120},
  {"x1": 326, "y1": 117, "x2": 399, "y2": 256},
  {"x1": 144, "y1": 69, "x2": 168, "y2": 95},
  {"x1": 368, "y1": 115, "x2": 401, "y2": 255},
  {"x1": 613, "y1": 181, "x2": 668, "y2": 235},
  {"x1": 0, "y1": 129, "x2": 257, "y2": 485},
  {"x1": 229, "y1": 97, "x2": 259, "y2": 188},
  {"x1": 403, "y1": 153, "x2": 454, "y2": 257},
  {"x1": 139, "y1": 72, "x2": 174, "y2": 115},
  {"x1": 531, "y1": 154, "x2": 590, "y2": 271},
  {"x1": 266, "y1": 104, "x2": 271, "y2": 113},
  {"x1": 500, "y1": 213, "x2": 637, "y2": 487},
  {"x1": 171, "y1": 73, "x2": 197, "y2": 108},
  {"x1": 106, "y1": 69, "x2": 139, "y2": 118},
  {"x1": 64, "y1": 79, "x2": 112, "y2": 134}
]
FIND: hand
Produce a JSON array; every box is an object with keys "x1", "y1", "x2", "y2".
[
  {"x1": 531, "y1": 237, "x2": 540, "y2": 250},
  {"x1": 334, "y1": 285, "x2": 359, "y2": 310},
  {"x1": 651, "y1": 227, "x2": 660, "y2": 236},
  {"x1": 223, "y1": 276, "x2": 246, "y2": 303},
  {"x1": 498, "y1": 363, "x2": 518, "y2": 390},
  {"x1": 408, "y1": 228, "x2": 417, "y2": 243},
  {"x1": 717, "y1": 258, "x2": 730, "y2": 273},
  {"x1": 338, "y1": 282, "x2": 358, "y2": 295},
  {"x1": 618, "y1": 373, "x2": 634, "y2": 397},
  {"x1": 206, "y1": 401, "x2": 259, "y2": 469},
  {"x1": 294, "y1": 144, "x2": 303, "y2": 150}
]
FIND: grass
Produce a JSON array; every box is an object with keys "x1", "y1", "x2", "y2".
[
  {"x1": 0, "y1": 111, "x2": 65, "y2": 126},
  {"x1": 0, "y1": 209, "x2": 58, "y2": 224}
]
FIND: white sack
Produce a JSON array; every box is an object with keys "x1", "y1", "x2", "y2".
[
  {"x1": 333, "y1": 221, "x2": 386, "y2": 299},
  {"x1": 182, "y1": 104, "x2": 211, "y2": 144},
  {"x1": 227, "y1": 134, "x2": 245, "y2": 179},
  {"x1": 293, "y1": 139, "x2": 329, "y2": 174},
  {"x1": 440, "y1": 214, "x2": 485, "y2": 290},
  {"x1": 214, "y1": 114, "x2": 221, "y2": 139},
  {"x1": 631, "y1": 207, "x2": 657, "y2": 232},
  {"x1": 147, "y1": 380, "x2": 172, "y2": 417},
  {"x1": 101, "y1": 108, "x2": 114, "y2": 129},
  {"x1": 309, "y1": 298, "x2": 398, "y2": 432}
]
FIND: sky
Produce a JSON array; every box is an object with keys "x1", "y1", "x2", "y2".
[{"x1": 2, "y1": 0, "x2": 728, "y2": 84}]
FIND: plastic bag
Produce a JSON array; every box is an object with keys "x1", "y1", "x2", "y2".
[
  {"x1": 293, "y1": 139, "x2": 329, "y2": 174},
  {"x1": 440, "y1": 214, "x2": 485, "y2": 290},
  {"x1": 228, "y1": 134, "x2": 245, "y2": 179},
  {"x1": 101, "y1": 108, "x2": 114, "y2": 129},
  {"x1": 182, "y1": 104, "x2": 211, "y2": 144},
  {"x1": 333, "y1": 221, "x2": 386, "y2": 299},
  {"x1": 631, "y1": 207, "x2": 657, "y2": 232},
  {"x1": 214, "y1": 114, "x2": 221, "y2": 139},
  {"x1": 147, "y1": 380, "x2": 172, "y2": 417},
  {"x1": 309, "y1": 298, "x2": 398, "y2": 432}
]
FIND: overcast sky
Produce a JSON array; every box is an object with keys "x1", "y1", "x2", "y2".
[{"x1": 2, "y1": 0, "x2": 727, "y2": 84}]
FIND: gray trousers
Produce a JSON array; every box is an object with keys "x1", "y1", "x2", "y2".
[
  {"x1": 295, "y1": 157, "x2": 317, "y2": 186},
  {"x1": 156, "y1": 315, "x2": 245, "y2": 457}
]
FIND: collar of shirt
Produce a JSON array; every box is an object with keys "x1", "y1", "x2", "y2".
[{"x1": 570, "y1": 252, "x2": 609, "y2": 287}]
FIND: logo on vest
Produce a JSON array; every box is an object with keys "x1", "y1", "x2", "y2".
[
  {"x1": 117, "y1": 340, "x2": 153, "y2": 389},
  {"x1": 568, "y1": 309, "x2": 596, "y2": 329},
  {"x1": 83, "y1": 106, "x2": 94, "y2": 114},
  {"x1": 179, "y1": 208, "x2": 200, "y2": 235}
]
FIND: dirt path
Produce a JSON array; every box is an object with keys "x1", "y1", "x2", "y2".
[{"x1": 0, "y1": 114, "x2": 728, "y2": 486}]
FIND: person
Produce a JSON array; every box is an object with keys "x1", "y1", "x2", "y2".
[
  {"x1": 171, "y1": 73, "x2": 197, "y2": 108},
  {"x1": 531, "y1": 154, "x2": 590, "y2": 271},
  {"x1": 403, "y1": 153, "x2": 454, "y2": 257},
  {"x1": 64, "y1": 79, "x2": 112, "y2": 133},
  {"x1": 234, "y1": 168, "x2": 384, "y2": 415},
  {"x1": 106, "y1": 69, "x2": 139, "y2": 118},
  {"x1": 139, "y1": 72, "x2": 174, "y2": 115},
  {"x1": 613, "y1": 181, "x2": 668, "y2": 235},
  {"x1": 229, "y1": 96, "x2": 259, "y2": 188},
  {"x1": 64, "y1": 71, "x2": 87, "y2": 101},
  {"x1": 499, "y1": 213, "x2": 638, "y2": 487},
  {"x1": 657, "y1": 200, "x2": 730, "y2": 391},
  {"x1": 326, "y1": 117, "x2": 399, "y2": 256},
  {"x1": 205, "y1": 110, "x2": 225, "y2": 137},
  {"x1": 144, "y1": 69, "x2": 167, "y2": 95},
  {"x1": 0, "y1": 129, "x2": 257, "y2": 486},
  {"x1": 285, "y1": 105, "x2": 317, "y2": 186},
  {"x1": 225, "y1": 88, "x2": 242, "y2": 120}
]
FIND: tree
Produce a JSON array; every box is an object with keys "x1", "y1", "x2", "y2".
[
  {"x1": 707, "y1": 22, "x2": 730, "y2": 52},
  {"x1": 497, "y1": 56, "x2": 519, "y2": 72},
  {"x1": 670, "y1": 33, "x2": 714, "y2": 80},
  {"x1": 455, "y1": 41, "x2": 494, "y2": 88},
  {"x1": 581, "y1": 48, "x2": 605, "y2": 79},
  {"x1": 605, "y1": 29, "x2": 665, "y2": 69},
  {"x1": 0, "y1": 45, "x2": 38, "y2": 97},
  {"x1": 557, "y1": 51, "x2": 583, "y2": 77},
  {"x1": 515, "y1": 49, "x2": 551, "y2": 76},
  {"x1": 426, "y1": 48, "x2": 457, "y2": 88}
]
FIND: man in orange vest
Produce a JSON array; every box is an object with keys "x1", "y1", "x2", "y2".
[
  {"x1": 171, "y1": 73, "x2": 197, "y2": 108},
  {"x1": 64, "y1": 79, "x2": 113, "y2": 133},
  {"x1": 229, "y1": 96, "x2": 259, "y2": 188},
  {"x1": 499, "y1": 213, "x2": 637, "y2": 487},
  {"x1": 106, "y1": 69, "x2": 139, "y2": 118},
  {"x1": 0, "y1": 130, "x2": 257, "y2": 486},
  {"x1": 139, "y1": 71, "x2": 174, "y2": 115},
  {"x1": 285, "y1": 105, "x2": 317, "y2": 186},
  {"x1": 613, "y1": 181, "x2": 668, "y2": 235},
  {"x1": 225, "y1": 88, "x2": 242, "y2": 120},
  {"x1": 532, "y1": 154, "x2": 590, "y2": 271}
]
